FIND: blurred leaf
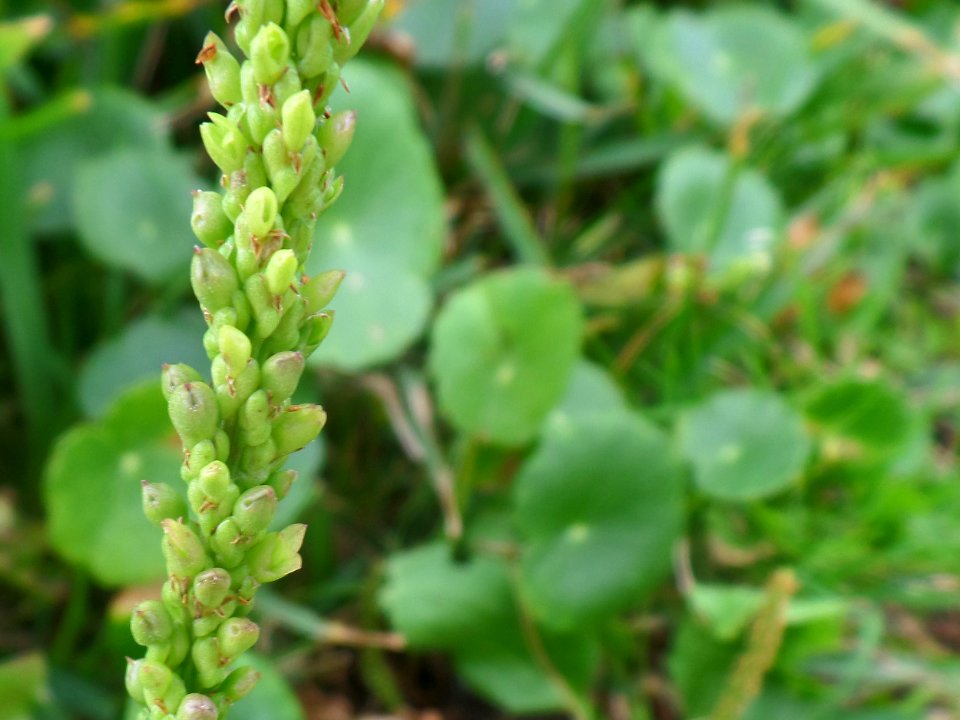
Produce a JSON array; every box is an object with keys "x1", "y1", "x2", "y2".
[
  {"x1": 230, "y1": 653, "x2": 304, "y2": 720},
  {"x1": 690, "y1": 585, "x2": 765, "y2": 641},
  {"x1": 657, "y1": 145, "x2": 783, "y2": 280},
  {"x1": 380, "y1": 541, "x2": 597, "y2": 714},
  {"x1": 73, "y1": 148, "x2": 201, "y2": 283},
  {"x1": 309, "y1": 243, "x2": 432, "y2": 370},
  {"x1": 669, "y1": 617, "x2": 738, "y2": 718},
  {"x1": 389, "y1": 0, "x2": 516, "y2": 68},
  {"x1": 0, "y1": 15, "x2": 51, "y2": 71},
  {"x1": 44, "y1": 382, "x2": 177, "y2": 586},
  {"x1": 430, "y1": 267, "x2": 583, "y2": 445},
  {"x1": 647, "y1": 6, "x2": 817, "y2": 125},
  {"x1": 22, "y1": 88, "x2": 169, "y2": 234},
  {"x1": 380, "y1": 542, "x2": 512, "y2": 649},
  {"x1": 805, "y1": 378, "x2": 911, "y2": 457},
  {"x1": 508, "y1": 0, "x2": 587, "y2": 67},
  {"x1": 78, "y1": 312, "x2": 207, "y2": 418},
  {"x1": 306, "y1": 60, "x2": 444, "y2": 370},
  {"x1": 515, "y1": 412, "x2": 683, "y2": 629},
  {"x1": 677, "y1": 388, "x2": 811, "y2": 501},
  {"x1": 309, "y1": 60, "x2": 444, "y2": 277},
  {"x1": 0, "y1": 652, "x2": 47, "y2": 720},
  {"x1": 544, "y1": 360, "x2": 628, "y2": 434}
]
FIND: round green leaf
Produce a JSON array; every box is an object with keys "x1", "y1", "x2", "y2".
[
  {"x1": 307, "y1": 241, "x2": 432, "y2": 371},
  {"x1": 514, "y1": 413, "x2": 684, "y2": 628},
  {"x1": 380, "y1": 542, "x2": 513, "y2": 649},
  {"x1": 230, "y1": 653, "x2": 304, "y2": 720},
  {"x1": 649, "y1": 7, "x2": 817, "y2": 125},
  {"x1": 677, "y1": 388, "x2": 811, "y2": 501},
  {"x1": 657, "y1": 146, "x2": 782, "y2": 280},
  {"x1": 545, "y1": 360, "x2": 629, "y2": 435},
  {"x1": 73, "y1": 148, "x2": 201, "y2": 283},
  {"x1": 804, "y1": 378, "x2": 911, "y2": 457},
  {"x1": 430, "y1": 267, "x2": 583, "y2": 446},
  {"x1": 44, "y1": 382, "x2": 179, "y2": 586},
  {"x1": 78, "y1": 312, "x2": 207, "y2": 418},
  {"x1": 310, "y1": 59, "x2": 445, "y2": 277}
]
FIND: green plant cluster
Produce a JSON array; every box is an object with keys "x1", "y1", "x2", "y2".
[
  {"x1": 124, "y1": 1, "x2": 380, "y2": 718},
  {"x1": 6, "y1": 0, "x2": 960, "y2": 719}
]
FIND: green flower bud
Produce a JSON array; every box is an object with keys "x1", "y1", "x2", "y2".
[
  {"x1": 198, "y1": 461, "x2": 232, "y2": 500},
  {"x1": 218, "y1": 325, "x2": 251, "y2": 375},
  {"x1": 142, "y1": 481, "x2": 187, "y2": 527},
  {"x1": 131, "y1": 600, "x2": 174, "y2": 647},
  {"x1": 262, "y1": 128, "x2": 301, "y2": 203},
  {"x1": 126, "y1": 658, "x2": 146, "y2": 703},
  {"x1": 137, "y1": 659, "x2": 173, "y2": 696},
  {"x1": 240, "y1": 389, "x2": 272, "y2": 447},
  {"x1": 251, "y1": 22, "x2": 290, "y2": 85},
  {"x1": 247, "y1": 524, "x2": 306, "y2": 583},
  {"x1": 191, "y1": 191, "x2": 232, "y2": 247},
  {"x1": 295, "y1": 15, "x2": 335, "y2": 79},
  {"x1": 184, "y1": 440, "x2": 217, "y2": 481},
  {"x1": 299, "y1": 311, "x2": 334, "y2": 356},
  {"x1": 337, "y1": 0, "x2": 370, "y2": 25},
  {"x1": 200, "y1": 114, "x2": 248, "y2": 174},
  {"x1": 264, "y1": 249, "x2": 298, "y2": 296},
  {"x1": 262, "y1": 301, "x2": 305, "y2": 358},
  {"x1": 284, "y1": 156, "x2": 328, "y2": 223},
  {"x1": 317, "y1": 110, "x2": 356, "y2": 167},
  {"x1": 244, "y1": 274, "x2": 282, "y2": 338},
  {"x1": 281, "y1": 90, "x2": 316, "y2": 153},
  {"x1": 221, "y1": 666, "x2": 260, "y2": 703},
  {"x1": 176, "y1": 693, "x2": 219, "y2": 720},
  {"x1": 234, "y1": 485, "x2": 277, "y2": 536},
  {"x1": 168, "y1": 382, "x2": 219, "y2": 448},
  {"x1": 192, "y1": 637, "x2": 226, "y2": 689},
  {"x1": 162, "y1": 363, "x2": 203, "y2": 401},
  {"x1": 191, "y1": 247, "x2": 238, "y2": 312},
  {"x1": 272, "y1": 62, "x2": 303, "y2": 107},
  {"x1": 242, "y1": 186, "x2": 278, "y2": 238},
  {"x1": 167, "y1": 621, "x2": 191, "y2": 668},
  {"x1": 197, "y1": 33, "x2": 242, "y2": 107},
  {"x1": 211, "y1": 518, "x2": 245, "y2": 568},
  {"x1": 302, "y1": 270, "x2": 344, "y2": 314},
  {"x1": 193, "y1": 568, "x2": 232, "y2": 609},
  {"x1": 334, "y1": 0, "x2": 383, "y2": 64},
  {"x1": 239, "y1": 439, "x2": 276, "y2": 484},
  {"x1": 218, "y1": 617, "x2": 260, "y2": 658},
  {"x1": 161, "y1": 519, "x2": 209, "y2": 580},
  {"x1": 214, "y1": 429, "x2": 231, "y2": 462},
  {"x1": 162, "y1": 580, "x2": 190, "y2": 624},
  {"x1": 273, "y1": 404, "x2": 326, "y2": 457},
  {"x1": 267, "y1": 468, "x2": 297, "y2": 499},
  {"x1": 261, "y1": 351, "x2": 305, "y2": 403}
]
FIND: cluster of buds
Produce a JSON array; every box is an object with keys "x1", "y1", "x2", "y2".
[{"x1": 126, "y1": 1, "x2": 382, "y2": 718}]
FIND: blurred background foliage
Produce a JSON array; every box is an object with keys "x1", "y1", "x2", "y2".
[{"x1": 4, "y1": 0, "x2": 960, "y2": 718}]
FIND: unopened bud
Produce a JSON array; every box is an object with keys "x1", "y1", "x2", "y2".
[
  {"x1": 281, "y1": 90, "x2": 316, "y2": 153},
  {"x1": 211, "y1": 518, "x2": 245, "y2": 568},
  {"x1": 261, "y1": 351, "x2": 304, "y2": 403},
  {"x1": 184, "y1": 440, "x2": 217, "y2": 481},
  {"x1": 137, "y1": 659, "x2": 173, "y2": 696},
  {"x1": 218, "y1": 325, "x2": 251, "y2": 374},
  {"x1": 131, "y1": 600, "x2": 174, "y2": 646},
  {"x1": 198, "y1": 460, "x2": 232, "y2": 499},
  {"x1": 240, "y1": 390, "x2": 272, "y2": 446},
  {"x1": 317, "y1": 110, "x2": 355, "y2": 167},
  {"x1": 251, "y1": 22, "x2": 290, "y2": 84},
  {"x1": 337, "y1": 0, "x2": 370, "y2": 25},
  {"x1": 302, "y1": 270, "x2": 344, "y2": 314},
  {"x1": 295, "y1": 15, "x2": 334, "y2": 79},
  {"x1": 162, "y1": 363, "x2": 203, "y2": 401},
  {"x1": 200, "y1": 113, "x2": 248, "y2": 174},
  {"x1": 334, "y1": 0, "x2": 383, "y2": 64},
  {"x1": 191, "y1": 248, "x2": 238, "y2": 312},
  {"x1": 234, "y1": 485, "x2": 277, "y2": 536},
  {"x1": 177, "y1": 693, "x2": 219, "y2": 720},
  {"x1": 193, "y1": 568, "x2": 232, "y2": 609},
  {"x1": 197, "y1": 32, "x2": 241, "y2": 107},
  {"x1": 273, "y1": 403, "x2": 326, "y2": 457},
  {"x1": 299, "y1": 311, "x2": 334, "y2": 356},
  {"x1": 262, "y1": 128, "x2": 300, "y2": 203},
  {"x1": 244, "y1": 274, "x2": 281, "y2": 338},
  {"x1": 265, "y1": 249, "x2": 298, "y2": 296},
  {"x1": 125, "y1": 658, "x2": 145, "y2": 703},
  {"x1": 221, "y1": 665, "x2": 260, "y2": 702},
  {"x1": 192, "y1": 637, "x2": 226, "y2": 689},
  {"x1": 242, "y1": 186, "x2": 278, "y2": 238},
  {"x1": 247, "y1": 523, "x2": 306, "y2": 583},
  {"x1": 267, "y1": 468, "x2": 297, "y2": 499},
  {"x1": 142, "y1": 481, "x2": 187, "y2": 527},
  {"x1": 191, "y1": 191, "x2": 232, "y2": 247},
  {"x1": 168, "y1": 382, "x2": 219, "y2": 448},
  {"x1": 218, "y1": 617, "x2": 260, "y2": 658},
  {"x1": 161, "y1": 519, "x2": 208, "y2": 579}
]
